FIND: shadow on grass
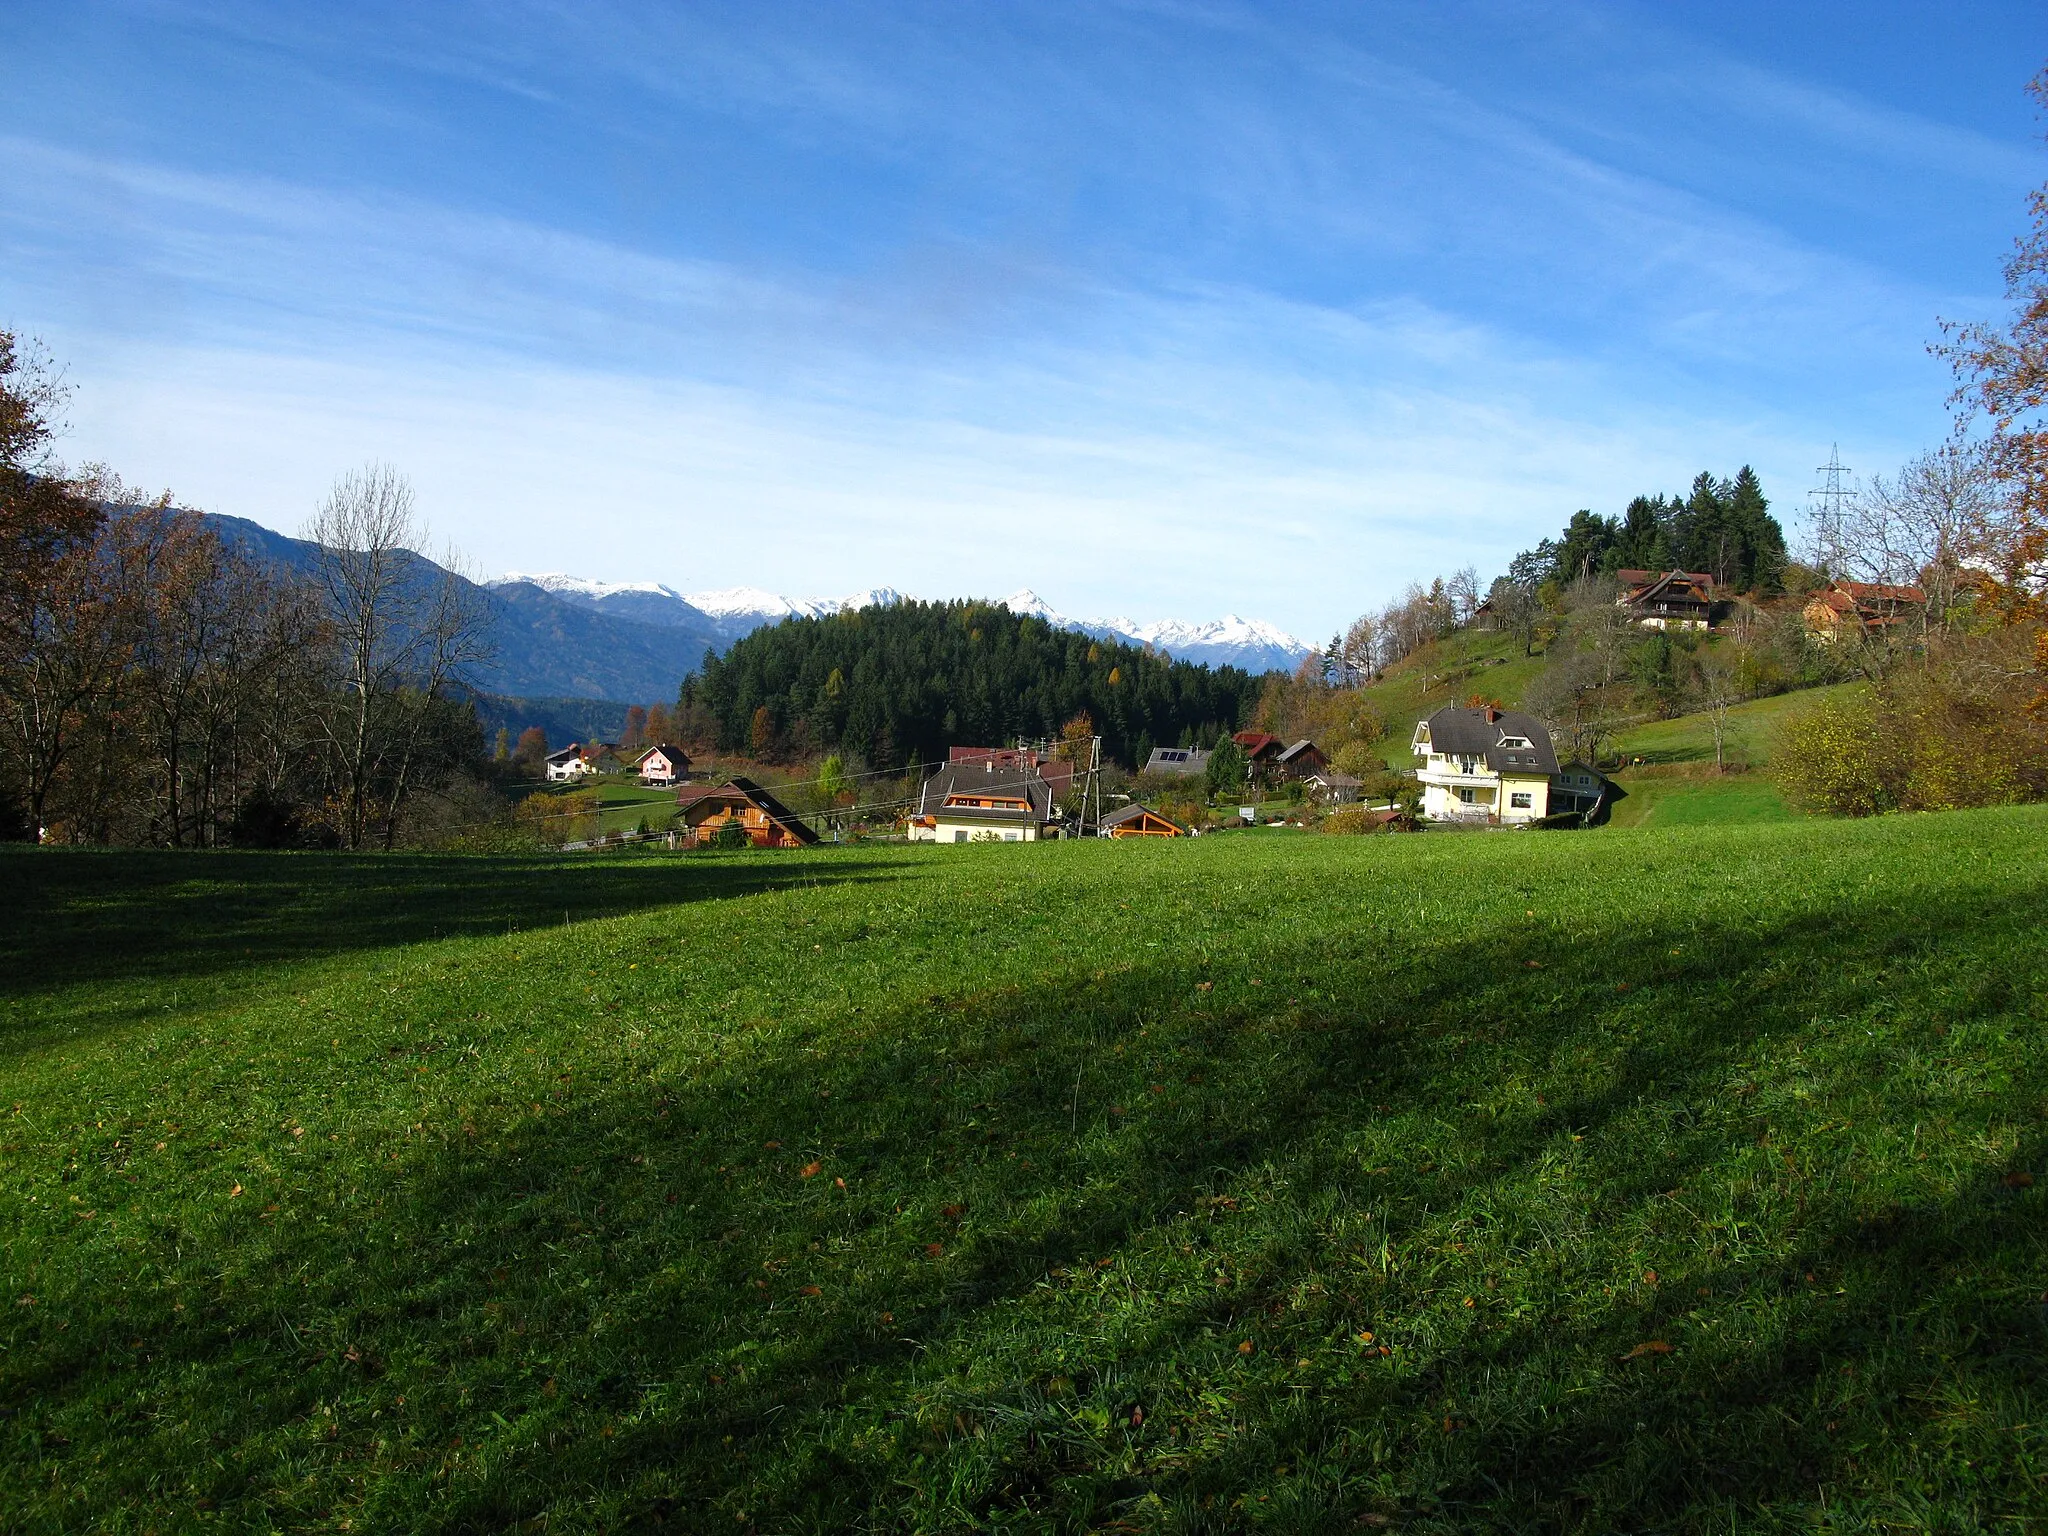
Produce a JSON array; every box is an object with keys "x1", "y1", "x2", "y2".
[
  {"x1": 0, "y1": 845, "x2": 907, "y2": 1000},
  {"x1": 8, "y1": 861, "x2": 2045, "y2": 1530}
]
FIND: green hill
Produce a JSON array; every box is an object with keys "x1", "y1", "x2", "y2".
[
  {"x1": 5, "y1": 813, "x2": 2045, "y2": 1529},
  {"x1": 1358, "y1": 629, "x2": 1550, "y2": 766}
]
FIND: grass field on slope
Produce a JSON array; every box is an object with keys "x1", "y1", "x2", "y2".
[{"x1": 4, "y1": 815, "x2": 2046, "y2": 1533}]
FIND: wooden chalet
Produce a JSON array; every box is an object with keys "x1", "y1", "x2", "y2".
[
  {"x1": 1099, "y1": 803, "x2": 1186, "y2": 838},
  {"x1": 1275, "y1": 740, "x2": 1328, "y2": 779},
  {"x1": 673, "y1": 777, "x2": 818, "y2": 848},
  {"x1": 1617, "y1": 569, "x2": 1716, "y2": 630},
  {"x1": 636, "y1": 742, "x2": 689, "y2": 786}
]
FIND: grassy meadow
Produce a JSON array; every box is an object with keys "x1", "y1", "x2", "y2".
[{"x1": 4, "y1": 813, "x2": 2047, "y2": 1532}]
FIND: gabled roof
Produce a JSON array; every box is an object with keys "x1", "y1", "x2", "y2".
[
  {"x1": 1620, "y1": 569, "x2": 1715, "y2": 606},
  {"x1": 1307, "y1": 770, "x2": 1363, "y2": 790},
  {"x1": 1143, "y1": 747, "x2": 1211, "y2": 777},
  {"x1": 543, "y1": 744, "x2": 583, "y2": 763},
  {"x1": 1100, "y1": 803, "x2": 1187, "y2": 834},
  {"x1": 637, "y1": 741, "x2": 688, "y2": 764},
  {"x1": 1417, "y1": 706, "x2": 1560, "y2": 776},
  {"x1": 1276, "y1": 739, "x2": 1323, "y2": 763},
  {"x1": 1233, "y1": 731, "x2": 1283, "y2": 759},
  {"x1": 918, "y1": 763, "x2": 1054, "y2": 820}
]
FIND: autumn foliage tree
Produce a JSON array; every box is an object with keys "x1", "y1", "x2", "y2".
[{"x1": 1939, "y1": 66, "x2": 2048, "y2": 708}]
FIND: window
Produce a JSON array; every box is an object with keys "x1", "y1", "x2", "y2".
[
  {"x1": 1003, "y1": 832, "x2": 1019, "y2": 841},
  {"x1": 954, "y1": 830, "x2": 968, "y2": 843},
  {"x1": 1499, "y1": 736, "x2": 1531, "y2": 749},
  {"x1": 1510, "y1": 792, "x2": 1533, "y2": 809},
  {"x1": 1457, "y1": 788, "x2": 1477, "y2": 804}
]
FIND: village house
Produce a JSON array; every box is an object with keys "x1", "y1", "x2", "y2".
[
  {"x1": 636, "y1": 742, "x2": 689, "y2": 787},
  {"x1": 1305, "y1": 768, "x2": 1363, "y2": 804},
  {"x1": 1099, "y1": 803, "x2": 1186, "y2": 838},
  {"x1": 544, "y1": 744, "x2": 591, "y2": 782},
  {"x1": 672, "y1": 777, "x2": 818, "y2": 848},
  {"x1": 1411, "y1": 704, "x2": 1565, "y2": 825},
  {"x1": 1803, "y1": 580, "x2": 1926, "y2": 644},
  {"x1": 1142, "y1": 746, "x2": 1211, "y2": 778},
  {"x1": 1232, "y1": 731, "x2": 1285, "y2": 782},
  {"x1": 1617, "y1": 569, "x2": 1717, "y2": 630},
  {"x1": 908, "y1": 757, "x2": 1059, "y2": 842},
  {"x1": 1275, "y1": 740, "x2": 1328, "y2": 779}
]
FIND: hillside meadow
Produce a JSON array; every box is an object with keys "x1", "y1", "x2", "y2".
[{"x1": 3, "y1": 814, "x2": 2046, "y2": 1532}]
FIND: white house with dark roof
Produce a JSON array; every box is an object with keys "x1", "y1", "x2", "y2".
[
  {"x1": 908, "y1": 759, "x2": 1059, "y2": 842},
  {"x1": 1411, "y1": 705, "x2": 1564, "y2": 824},
  {"x1": 544, "y1": 744, "x2": 591, "y2": 782}
]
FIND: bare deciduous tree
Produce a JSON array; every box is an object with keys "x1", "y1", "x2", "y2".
[
  {"x1": 305, "y1": 464, "x2": 491, "y2": 848},
  {"x1": 1830, "y1": 442, "x2": 2007, "y2": 636}
]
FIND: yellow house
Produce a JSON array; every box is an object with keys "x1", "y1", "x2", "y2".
[{"x1": 1411, "y1": 705, "x2": 1559, "y2": 825}]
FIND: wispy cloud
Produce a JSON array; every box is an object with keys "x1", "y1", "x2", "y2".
[{"x1": 0, "y1": 1, "x2": 2020, "y2": 638}]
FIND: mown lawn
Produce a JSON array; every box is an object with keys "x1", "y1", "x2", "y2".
[
  {"x1": 4, "y1": 814, "x2": 2046, "y2": 1532},
  {"x1": 1603, "y1": 775, "x2": 1798, "y2": 830}
]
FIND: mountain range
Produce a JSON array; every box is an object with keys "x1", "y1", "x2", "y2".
[
  {"x1": 192, "y1": 515, "x2": 1313, "y2": 722},
  {"x1": 491, "y1": 572, "x2": 1315, "y2": 676}
]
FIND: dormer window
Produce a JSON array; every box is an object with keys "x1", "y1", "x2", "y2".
[{"x1": 1498, "y1": 736, "x2": 1531, "y2": 750}]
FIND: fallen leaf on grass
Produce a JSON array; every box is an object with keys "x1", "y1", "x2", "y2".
[
  {"x1": 228, "y1": 1184, "x2": 242, "y2": 1198},
  {"x1": 924, "y1": 1242, "x2": 944, "y2": 1259},
  {"x1": 798, "y1": 1285, "x2": 822, "y2": 1297},
  {"x1": 1237, "y1": 1340, "x2": 1254, "y2": 1355},
  {"x1": 764, "y1": 1140, "x2": 781, "y2": 1150},
  {"x1": 1195, "y1": 981, "x2": 1213, "y2": 992},
  {"x1": 2004, "y1": 1171, "x2": 2035, "y2": 1189},
  {"x1": 941, "y1": 1203, "x2": 964, "y2": 1221},
  {"x1": 800, "y1": 1161, "x2": 822, "y2": 1178},
  {"x1": 1621, "y1": 1340, "x2": 1673, "y2": 1360}
]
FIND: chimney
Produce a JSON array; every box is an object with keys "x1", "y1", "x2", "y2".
[{"x1": 1484, "y1": 706, "x2": 1499, "y2": 723}]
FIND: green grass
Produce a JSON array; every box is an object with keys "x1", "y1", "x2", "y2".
[
  {"x1": 1603, "y1": 774, "x2": 1798, "y2": 830},
  {"x1": 1614, "y1": 683, "x2": 1866, "y2": 770},
  {"x1": 4, "y1": 815, "x2": 2046, "y2": 1531}
]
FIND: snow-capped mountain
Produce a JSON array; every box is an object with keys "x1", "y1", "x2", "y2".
[
  {"x1": 997, "y1": 589, "x2": 1313, "y2": 674},
  {"x1": 683, "y1": 585, "x2": 906, "y2": 625},
  {"x1": 490, "y1": 573, "x2": 1311, "y2": 673},
  {"x1": 489, "y1": 572, "x2": 904, "y2": 642}
]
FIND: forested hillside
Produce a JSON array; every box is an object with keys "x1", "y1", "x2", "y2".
[{"x1": 687, "y1": 600, "x2": 1258, "y2": 770}]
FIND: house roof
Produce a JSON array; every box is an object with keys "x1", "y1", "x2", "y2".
[
  {"x1": 1277, "y1": 739, "x2": 1323, "y2": 763},
  {"x1": 1143, "y1": 746, "x2": 1211, "y2": 777},
  {"x1": 638, "y1": 741, "x2": 688, "y2": 763},
  {"x1": 543, "y1": 744, "x2": 583, "y2": 764},
  {"x1": 918, "y1": 763, "x2": 1054, "y2": 820},
  {"x1": 1308, "y1": 770, "x2": 1364, "y2": 790},
  {"x1": 1232, "y1": 731, "x2": 1283, "y2": 758},
  {"x1": 1620, "y1": 569, "x2": 1715, "y2": 606},
  {"x1": 1100, "y1": 803, "x2": 1187, "y2": 834},
  {"x1": 1418, "y1": 705, "x2": 1561, "y2": 777},
  {"x1": 1835, "y1": 580, "x2": 1926, "y2": 604}
]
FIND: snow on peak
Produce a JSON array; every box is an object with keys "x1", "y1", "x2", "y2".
[
  {"x1": 494, "y1": 570, "x2": 682, "y2": 599},
  {"x1": 683, "y1": 585, "x2": 807, "y2": 621}
]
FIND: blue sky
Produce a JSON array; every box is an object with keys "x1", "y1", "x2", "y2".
[{"x1": 3, "y1": 2, "x2": 2042, "y2": 640}]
